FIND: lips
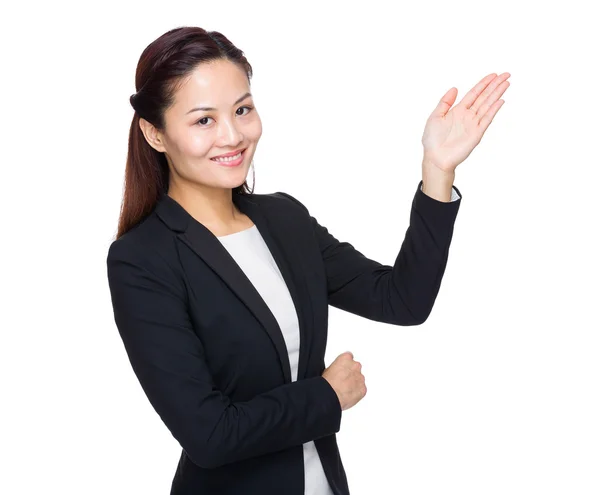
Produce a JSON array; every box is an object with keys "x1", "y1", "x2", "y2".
[
  {"x1": 210, "y1": 148, "x2": 246, "y2": 167},
  {"x1": 211, "y1": 148, "x2": 246, "y2": 159}
]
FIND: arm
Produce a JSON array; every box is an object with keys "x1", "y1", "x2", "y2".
[
  {"x1": 106, "y1": 241, "x2": 341, "y2": 469},
  {"x1": 277, "y1": 180, "x2": 461, "y2": 325}
]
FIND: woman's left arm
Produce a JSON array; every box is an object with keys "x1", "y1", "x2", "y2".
[
  {"x1": 287, "y1": 71, "x2": 510, "y2": 325},
  {"x1": 279, "y1": 184, "x2": 460, "y2": 325}
]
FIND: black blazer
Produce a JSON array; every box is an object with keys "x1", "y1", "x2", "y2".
[{"x1": 106, "y1": 180, "x2": 461, "y2": 495}]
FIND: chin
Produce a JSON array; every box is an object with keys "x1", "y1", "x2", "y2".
[{"x1": 223, "y1": 173, "x2": 249, "y2": 189}]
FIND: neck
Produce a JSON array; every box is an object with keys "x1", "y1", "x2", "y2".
[{"x1": 167, "y1": 182, "x2": 241, "y2": 231}]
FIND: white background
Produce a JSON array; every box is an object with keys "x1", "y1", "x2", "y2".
[{"x1": 2, "y1": 1, "x2": 599, "y2": 494}]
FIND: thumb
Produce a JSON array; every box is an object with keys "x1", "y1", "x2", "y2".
[{"x1": 431, "y1": 87, "x2": 458, "y2": 118}]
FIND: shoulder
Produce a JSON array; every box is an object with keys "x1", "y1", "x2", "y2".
[
  {"x1": 245, "y1": 191, "x2": 312, "y2": 231},
  {"x1": 249, "y1": 190, "x2": 310, "y2": 215},
  {"x1": 271, "y1": 191, "x2": 309, "y2": 213},
  {"x1": 106, "y1": 212, "x2": 179, "y2": 277}
]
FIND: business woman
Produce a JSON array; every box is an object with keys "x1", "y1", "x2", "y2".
[{"x1": 106, "y1": 26, "x2": 510, "y2": 495}]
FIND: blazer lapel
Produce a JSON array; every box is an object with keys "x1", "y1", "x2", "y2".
[
  {"x1": 235, "y1": 193, "x2": 313, "y2": 384},
  {"x1": 154, "y1": 192, "x2": 311, "y2": 385}
]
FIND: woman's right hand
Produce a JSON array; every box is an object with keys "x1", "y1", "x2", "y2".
[{"x1": 322, "y1": 351, "x2": 367, "y2": 411}]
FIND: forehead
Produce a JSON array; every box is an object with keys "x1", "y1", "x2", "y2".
[{"x1": 173, "y1": 59, "x2": 250, "y2": 110}]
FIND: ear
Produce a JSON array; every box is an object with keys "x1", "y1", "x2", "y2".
[{"x1": 139, "y1": 118, "x2": 167, "y2": 153}]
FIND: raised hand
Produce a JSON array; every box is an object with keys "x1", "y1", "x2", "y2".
[{"x1": 421, "y1": 72, "x2": 511, "y2": 174}]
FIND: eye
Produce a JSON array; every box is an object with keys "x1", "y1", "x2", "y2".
[
  {"x1": 196, "y1": 116, "x2": 214, "y2": 126},
  {"x1": 237, "y1": 105, "x2": 254, "y2": 116},
  {"x1": 195, "y1": 106, "x2": 254, "y2": 127}
]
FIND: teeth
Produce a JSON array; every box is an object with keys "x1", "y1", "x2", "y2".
[{"x1": 213, "y1": 151, "x2": 242, "y2": 162}]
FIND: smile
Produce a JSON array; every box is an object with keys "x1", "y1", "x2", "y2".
[
  {"x1": 211, "y1": 151, "x2": 242, "y2": 162},
  {"x1": 210, "y1": 149, "x2": 246, "y2": 167}
]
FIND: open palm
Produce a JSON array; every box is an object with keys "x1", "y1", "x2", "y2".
[{"x1": 421, "y1": 72, "x2": 511, "y2": 173}]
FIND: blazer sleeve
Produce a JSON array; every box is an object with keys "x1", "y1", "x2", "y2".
[
  {"x1": 106, "y1": 240, "x2": 342, "y2": 469},
  {"x1": 277, "y1": 180, "x2": 461, "y2": 325}
]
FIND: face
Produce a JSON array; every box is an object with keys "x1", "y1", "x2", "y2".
[{"x1": 140, "y1": 59, "x2": 262, "y2": 195}]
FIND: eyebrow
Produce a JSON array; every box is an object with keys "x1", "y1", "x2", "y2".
[{"x1": 186, "y1": 92, "x2": 253, "y2": 114}]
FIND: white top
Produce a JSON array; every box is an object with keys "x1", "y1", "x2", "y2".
[{"x1": 217, "y1": 224, "x2": 335, "y2": 495}]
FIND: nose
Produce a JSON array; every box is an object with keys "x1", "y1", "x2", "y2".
[{"x1": 217, "y1": 117, "x2": 244, "y2": 147}]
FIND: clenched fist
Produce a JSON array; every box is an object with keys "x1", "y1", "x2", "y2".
[{"x1": 322, "y1": 351, "x2": 367, "y2": 411}]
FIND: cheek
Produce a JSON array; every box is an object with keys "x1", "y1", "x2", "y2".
[
  {"x1": 247, "y1": 118, "x2": 263, "y2": 141},
  {"x1": 184, "y1": 131, "x2": 213, "y2": 157}
]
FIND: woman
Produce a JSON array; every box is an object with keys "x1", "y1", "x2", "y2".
[{"x1": 107, "y1": 26, "x2": 509, "y2": 495}]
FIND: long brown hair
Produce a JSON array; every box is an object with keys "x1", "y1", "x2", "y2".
[{"x1": 115, "y1": 26, "x2": 255, "y2": 240}]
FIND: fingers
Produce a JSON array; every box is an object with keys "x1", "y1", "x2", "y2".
[
  {"x1": 340, "y1": 352, "x2": 360, "y2": 367},
  {"x1": 457, "y1": 73, "x2": 497, "y2": 109},
  {"x1": 478, "y1": 99, "x2": 506, "y2": 135},
  {"x1": 468, "y1": 73, "x2": 511, "y2": 114},
  {"x1": 476, "y1": 80, "x2": 510, "y2": 120},
  {"x1": 458, "y1": 72, "x2": 510, "y2": 112},
  {"x1": 335, "y1": 352, "x2": 362, "y2": 372}
]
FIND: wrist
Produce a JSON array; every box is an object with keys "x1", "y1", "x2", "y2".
[{"x1": 421, "y1": 160, "x2": 455, "y2": 202}]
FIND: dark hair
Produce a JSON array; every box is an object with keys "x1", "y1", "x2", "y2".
[{"x1": 115, "y1": 26, "x2": 255, "y2": 240}]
